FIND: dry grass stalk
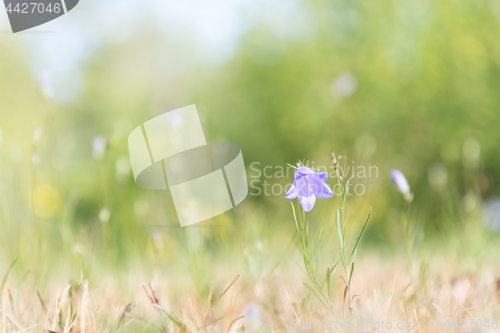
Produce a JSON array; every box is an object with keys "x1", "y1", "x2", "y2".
[{"x1": 50, "y1": 285, "x2": 71, "y2": 332}]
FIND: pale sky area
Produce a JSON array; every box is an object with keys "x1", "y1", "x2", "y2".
[{"x1": 0, "y1": 0, "x2": 315, "y2": 103}]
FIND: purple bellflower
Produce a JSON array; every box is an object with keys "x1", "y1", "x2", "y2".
[
  {"x1": 483, "y1": 198, "x2": 500, "y2": 233},
  {"x1": 285, "y1": 166, "x2": 334, "y2": 212},
  {"x1": 390, "y1": 169, "x2": 413, "y2": 202},
  {"x1": 390, "y1": 169, "x2": 410, "y2": 194}
]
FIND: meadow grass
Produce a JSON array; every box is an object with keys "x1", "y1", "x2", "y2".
[
  {"x1": 0, "y1": 210, "x2": 499, "y2": 333},
  {"x1": 0, "y1": 131, "x2": 499, "y2": 332}
]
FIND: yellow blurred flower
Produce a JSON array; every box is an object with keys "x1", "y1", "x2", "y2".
[{"x1": 32, "y1": 184, "x2": 61, "y2": 218}]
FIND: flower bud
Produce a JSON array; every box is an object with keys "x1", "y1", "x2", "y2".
[
  {"x1": 390, "y1": 169, "x2": 413, "y2": 202},
  {"x1": 483, "y1": 198, "x2": 500, "y2": 233}
]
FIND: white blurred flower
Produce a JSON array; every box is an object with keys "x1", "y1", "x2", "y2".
[
  {"x1": 244, "y1": 303, "x2": 265, "y2": 333},
  {"x1": 427, "y1": 163, "x2": 448, "y2": 191},
  {"x1": 254, "y1": 239, "x2": 263, "y2": 252},
  {"x1": 99, "y1": 207, "x2": 110, "y2": 223},
  {"x1": 31, "y1": 152, "x2": 40, "y2": 165},
  {"x1": 151, "y1": 230, "x2": 161, "y2": 242},
  {"x1": 33, "y1": 126, "x2": 43, "y2": 144},
  {"x1": 332, "y1": 72, "x2": 358, "y2": 98},
  {"x1": 91, "y1": 136, "x2": 107, "y2": 160},
  {"x1": 115, "y1": 155, "x2": 131, "y2": 183},
  {"x1": 37, "y1": 70, "x2": 54, "y2": 100},
  {"x1": 482, "y1": 198, "x2": 500, "y2": 233},
  {"x1": 166, "y1": 110, "x2": 185, "y2": 128},
  {"x1": 74, "y1": 242, "x2": 85, "y2": 255}
]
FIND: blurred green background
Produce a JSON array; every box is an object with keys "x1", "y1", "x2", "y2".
[{"x1": 1, "y1": 0, "x2": 500, "y2": 286}]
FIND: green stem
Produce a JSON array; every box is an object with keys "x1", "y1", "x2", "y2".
[
  {"x1": 296, "y1": 200, "x2": 330, "y2": 306},
  {"x1": 402, "y1": 199, "x2": 413, "y2": 278}
]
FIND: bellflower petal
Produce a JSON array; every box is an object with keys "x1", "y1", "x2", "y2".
[
  {"x1": 306, "y1": 174, "x2": 324, "y2": 195},
  {"x1": 299, "y1": 195, "x2": 316, "y2": 212},
  {"x1": 285, "y1": 165, "x2": 334, "y2": 211},
  {"x1": 296, "y1": 176, "x2": 312, "y2": 197},
  {"x1": 390, "y1": 169, "x2": 410, "y2": 194},
  {"x1": 285, "y1": 183, "x2": 299, "y2": 200},
  {"x1": 317, "y1": 172, "x2": 328, "y2": 182},
  {"x1": 316, "y1": 183, "x2": 334, "y2": 199},
  {"x1": 295, "y1": 166, "x2": 315, "y2": 180}
]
